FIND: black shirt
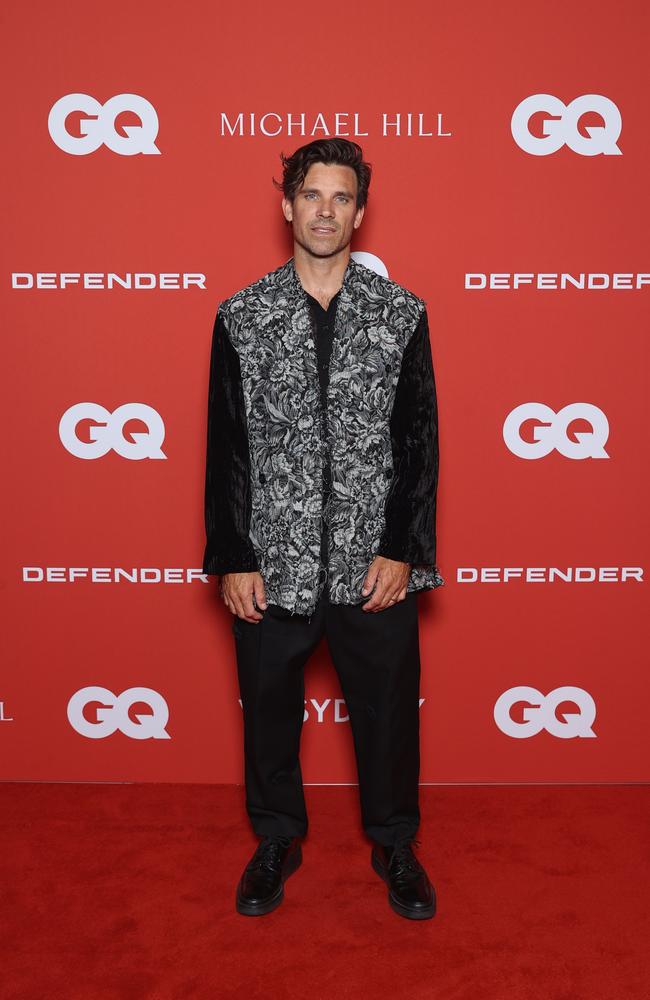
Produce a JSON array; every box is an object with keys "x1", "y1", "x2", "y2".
[
  {"x1": 305, "y1": 289, "x2": 340, "y2": 404},
  {"x1": 305, "y1": 289, "x2": 341, "y2": 568}
]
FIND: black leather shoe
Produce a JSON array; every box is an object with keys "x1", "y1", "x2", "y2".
[
  {"x1": 236, "y1": 835, "x2": 302, "y2": 916},
  {"x1": 371, "y1": 837, "x2": 436, "y2": 920}
]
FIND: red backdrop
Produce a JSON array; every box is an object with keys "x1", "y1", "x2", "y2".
[{"x1": 2, "y1": 0, "x2": 647, "y2": 783}]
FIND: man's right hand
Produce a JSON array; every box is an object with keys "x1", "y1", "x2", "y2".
[{"x1": 220, "y1": 572, "x2": 268, "y2": 623}]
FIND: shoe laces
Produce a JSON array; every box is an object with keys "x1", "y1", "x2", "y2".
[
  {"x1": 389, "y1": 837, "x2": 423, "y2": 878},
  {"x1": 249, "y1": 835, "x2": 293, "y2": 871}
]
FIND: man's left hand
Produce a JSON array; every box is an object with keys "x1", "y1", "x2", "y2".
[{"x1": 360, "y1": 556, "x2": 410, "y2": 612}]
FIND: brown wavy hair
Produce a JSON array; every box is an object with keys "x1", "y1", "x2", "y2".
[{"x1": 272, "y1": 138, "x2": 372, "y2": 210}]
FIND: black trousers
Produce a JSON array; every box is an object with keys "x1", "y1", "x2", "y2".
[{"x1": 232, "y1": 581, "x2": 422, "y2": 847}]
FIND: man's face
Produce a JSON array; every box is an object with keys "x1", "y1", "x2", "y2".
[{"x1": 282, "y1": 162, "x2": 364, "y2": 259}]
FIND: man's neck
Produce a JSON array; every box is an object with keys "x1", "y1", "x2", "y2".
[{"x1": 293, "y1": 244, "x2": 349, "y2": 309}]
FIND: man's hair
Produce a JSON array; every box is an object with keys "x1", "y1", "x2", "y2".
[{"x1": 272, "y1": 138, "x2": 372, "y2": 209}]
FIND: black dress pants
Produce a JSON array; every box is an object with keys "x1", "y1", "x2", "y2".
[{"x1": 232, "y1": 582, "x2": 422, "y2": 847}]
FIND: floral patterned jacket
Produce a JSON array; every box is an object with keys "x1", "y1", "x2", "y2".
[{"x1": 202, "y1": 255, "x2": 444, "y2": 615}]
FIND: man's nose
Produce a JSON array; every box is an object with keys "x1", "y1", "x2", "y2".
[{"x1": 317, "y1": 202, "x2": 335, "y2": 217}]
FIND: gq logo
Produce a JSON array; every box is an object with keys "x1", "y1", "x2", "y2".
[
  {"x1": 511, "y1": 94, "x2": 622, "y2": 156},
  {"x1": 494, "y1": 686, "x2": 596, "y2": 739},
  {"x1": 67, "y1": 686, "x2": 170, "y2": 740},
  {"x1": 351, "y1": 251, "x2": 388, "y2": 278},
  {"x1": 59, "y1": 403, "x2": 167, "y2": 460},
  {"x1": 48, "y1": 93, "x2": 160, "y2": 155},
  {"x1": 503, "y1": 403, "x2": 609, "y2": 460}
]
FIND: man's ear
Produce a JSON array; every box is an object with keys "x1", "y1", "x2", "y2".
[
  {"x1": 282, "y1": 196, "x2": 293, "y2": 223},
  {"x1": 353, "y1": 204, "x2": 365, "y2": 229}
]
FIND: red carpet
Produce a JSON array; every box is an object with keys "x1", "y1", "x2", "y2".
[{"x1": 3, "y1": 783, "x2": 648, "y2": 999}]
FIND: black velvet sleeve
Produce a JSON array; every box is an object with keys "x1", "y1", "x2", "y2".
[
  {"x1": 202, "y1": 308, "x2": 259, "y2": 576},
  {"x1": 377, "y1": 307, "x2": 439, "y2": 566}
]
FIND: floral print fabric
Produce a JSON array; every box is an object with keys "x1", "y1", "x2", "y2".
[{"x1": 203, "y1": 255, "x2": 444, "y2": 615}]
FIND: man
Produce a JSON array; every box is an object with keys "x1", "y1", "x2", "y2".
[{"x1": 202, "y1": 138, "x2": 443, "y2": 920}]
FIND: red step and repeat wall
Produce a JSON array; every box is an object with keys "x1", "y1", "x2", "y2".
[{"x1": 2, "y1": 1, "x2": 647, "y2": 783}]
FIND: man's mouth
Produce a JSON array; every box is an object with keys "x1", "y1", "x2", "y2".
[{"x1": 312, "y1": 226, "x2": 336, "y2": 234}]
